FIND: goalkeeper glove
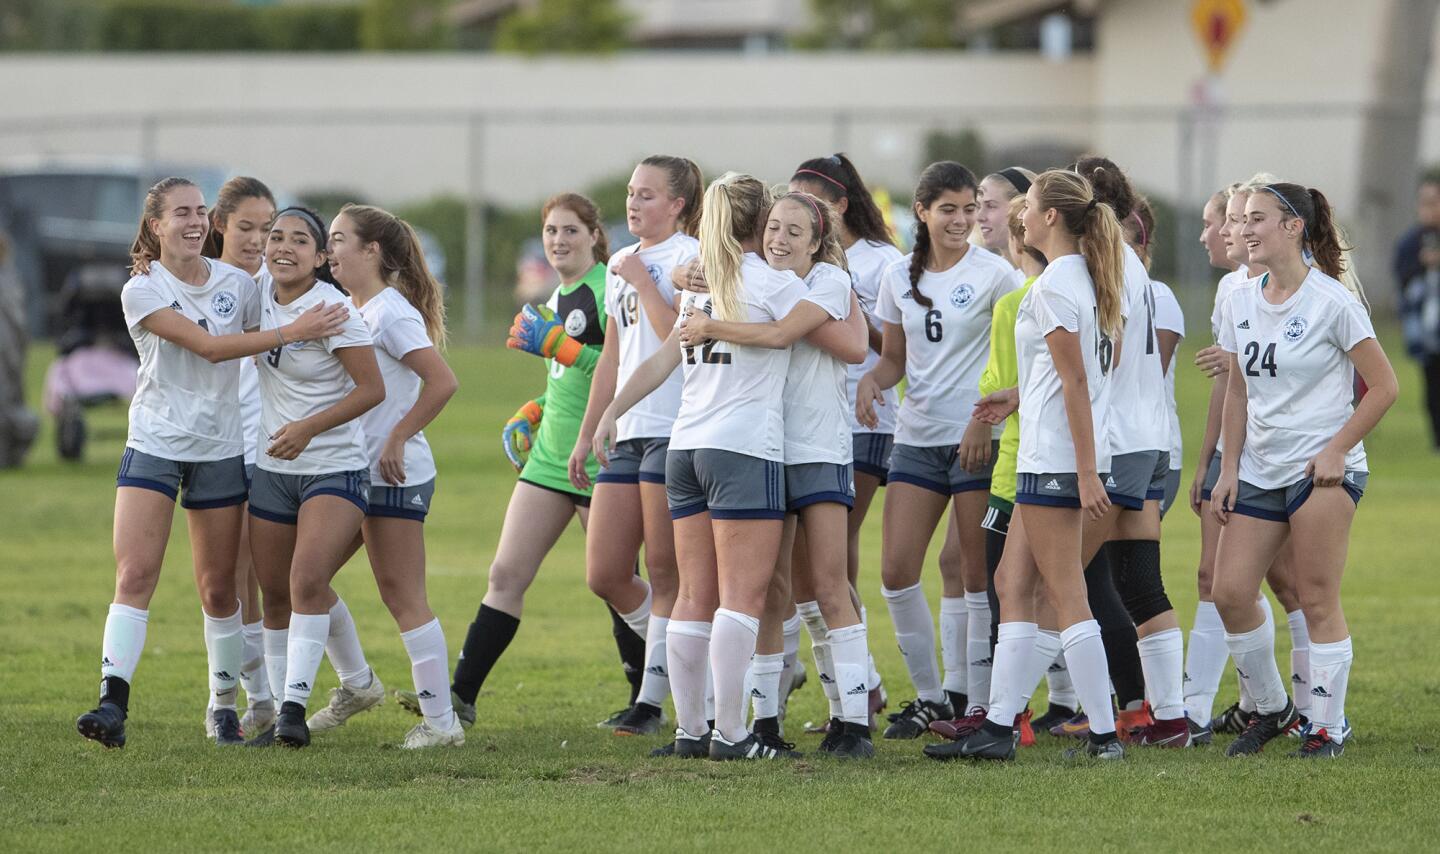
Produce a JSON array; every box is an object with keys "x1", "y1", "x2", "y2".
[
  {"x1": 507, "y1": 304, "x2": 582, "y2": 366},
  {"x1": 501, "y1": 399, "x2": 543, "y2": 472}
]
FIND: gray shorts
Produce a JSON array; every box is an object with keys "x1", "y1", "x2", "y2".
[
  {"x1": 1016, "y1": 471, "x2": 1081, "y2": 508},
  {"x1": 1105, "y1": 450, "x2": 1170, "y2": 510},
  {"x1": 888, "y1": 441, "x2": 996, "y2": 496},
  {"x1": 665, "y1": 448, "x2": 785, "y2": 521},
  {"x1": 368, "y1": 479, "x2": 435, "y2": 522},
  {"x1": 596, "y1": 437, "x2": 670, "y2": 485},
  {"x1": 1159, "y1": 468, "x2": 1183, "y2": 518},
  {"x1": 852, "y1": 433, "x2": 894, "y2": 483},
  {"x1": 786, "y1": 462, "x2": 855, "y2": 511},
  {"x1": 1201, "y1": 452, "x2": 1224, "y2": 501},
  {"x1": 1232, "y1": 472, "x2": 1367, "y2": 522},
  {"x1": 116, "y1": 447, "x2": 248, "y2": 510},
  {"x1": 248, "y1": 467, "x2": 369, "y2": 525}
]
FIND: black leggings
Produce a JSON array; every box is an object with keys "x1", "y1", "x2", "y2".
[{"x1": 1085, "y1": 544, "x2": 1145, "y2": 708}]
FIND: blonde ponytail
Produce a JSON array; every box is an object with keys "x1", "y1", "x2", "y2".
[
  {"x1": 699, "y1": 173, "x2": 770, "y2": 322},
  {"x1": 1033, "y1": 169, "x2": 1128, "y2": 339}
]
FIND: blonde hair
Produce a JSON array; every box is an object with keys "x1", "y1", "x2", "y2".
[
  {"x1": 130, "y1": 177, "x2": 198, "y2": 276},
  {"x1": 699, "y1": 172, "x2": 771, "y2": 322},
  {"x1": 340, "y1": 203, "x2": 449, "y2": 349},
  {"x1": 1033, "y1": 169, "x2": 1127, "y2": 339},
  {"x1": 1007, "y1": 195, "x2": 1045, "y2": 267},
  {"x1": 771, "y1": 192, "x2": 848, "y2": 272}
]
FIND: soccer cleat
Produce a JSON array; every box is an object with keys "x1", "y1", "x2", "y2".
[
  {"x1": 1117, "y1": 704, "x2": 1155, "y2": 743},
  {"x1": 827, "y1": 722, "x2": 875, "y2": 760},
  {"x1": 1187, "y1": 718, "x2": 1214, "y2": 746},
  {"x1": 401, "y1": 718, "x2": 466, "y2": 749},
  {"x1": 1031, "y1": 703, "x2": 1076, "y2": 733},
  {"x1": 274, "y1": 701, "x2": 310, "y2": 748},
  {"x1": 1132, "y1": 716, "x2": 1192, "y2": 748},
  {"x1": 1226, "y1": 700, "x2": 1300, "y2": 757},
  {"x1": 654, "y1": 729, "x2": 710, "y2": 758},
  {"x1": 882, "y1": 698, "x2": 952, "y2": 740},
  {"x1": 1051, "y1": 711, "x2": 1090, "y2": 739},
  {"x1": 1284, "y1": 713, "x2": 1309, "y2": 738},
  {"x1": 1210, "y1": 701, "x2": 1252, "y2": 735},
  {"x1": 709, "y1": 731, "x2": 801, "y2": 760},
  {"x1": 76, "y1": 703, "x2": 127, "y2": 749},
  {"x1": 596, "y1": 706, "x2": 632, "y2": 728},
  {"x1": 245, "y1": 725, "x2": 278, "y2": 748},
  {"x1": 241, "y1": 699, "x2": 276, "y2": 737},
  {"x1": 1063, "y1": 736, "x2": 1126, "y2": 760},
  {"x1": 1289, "y1": 727, "x2": 1344, "y2": 759},
  {"x1": 815, "y1": 717, "x2": 845, "y2": 753},
  {"x1": 1017, "y1": 708, "x2": 1036, "y2": 747},
  {"x1": 924, "y1": 724, "x2": 1016, "y2": 762},
  {"x1": 612, "y1": 702, "x2": 665, "y2": 736},
  {"x1": 306, "y1": 671, "x2": 384, "y2": 731},
  {"x1": 396, "y1": 689, "x2": 475, "y2": 730},
  {"x1": 754, "y1": 726, "x2": 803, "y2": 758},
  {"x1": 212, "y1": 708, "x2": 245, "y2": 746},
  {"x1": 929, "y1": 710, "x2": 986, "y2": 741}
]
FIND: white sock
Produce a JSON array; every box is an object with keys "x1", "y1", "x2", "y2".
[
  {"x1": 100, "y1": 603, "x2": 149, "y2": 683},
  {"x1": 1225, "y1": 614, "x2": 1289, "y2": 715},
  {"x1": 984, "y1": 621, "x2": 1038, "y2": 728},
  {"x1": 749, "y1": 652, "x2": 785, "y2": 721},
  {"x1": 780, "y1": 612, "x2": 802, "y2": 696},
  {"x1": 1238, "y1": 597, "x2": 1275, "y2": 712},
  {"x1": 1061, "y1": 620, "x2": 1116, "y2": 736},
  {"x1": 285, "y1": 612, "x2": 330, "y2": 707},
  {"x1": 828, "y1": 623, "x2": 871, "y2": 726},
  {"x1": 619, "y1": 585, "x2": 652, "y2": 641},
  {"x1": 401, "y1": 618, "x2": 456, "y2": 730},
  {"x1": 1028, "y1": 630, "x2": 1065, "y2": 712},
  {"x1": 796, "y1": 601, "x2": 841, "y2": 717},
  {"x1": 1045, "y1": 650, "x2": 1078, "y2": 711},
  {"x1": 882, "y1": 583, "x2": 943, "y2": 704},
  {"x1": 939, "y1": 596, "x2": 968, "y2": 698},
  {"x1": 1307, "y1": 636, "x2": 1352, "y2": 742},
  {"x1": 240, "y1": 620, "x2": 270, "y2": 705},
  {"x1": 964, "y1": 591, "x2": 992, "y2": 713},
  {"x1": 263, "y1": 627, "x2": 288, "y2": 702},
  {"x1": 326, "y1": 597, "x2": 371, "y2": 689},
  {"x1": 202, "y1": 602, "x2": 244, "y2": 711},
  {"x1": 1183, "y1": 601, "x2": 1227, "y2": 725},
  {"x1": 1137, "y1": 627, "x2": 1185, "y2": 721},
  {"x1": 861, "y1": 605, "x2": 883, "y2": 690},
  {"x1": 636, "y1": 615, "x2": 670, "y2": 708},
  {"x1": 704, "y1": 655, "x2": 715, "y2": 724},
  {"x1": 711, "y1": 608, "x2": 760, "y2": 743},
  {"x1": 1286, "y1": 609, "x2": 1312, "y2": 716},
  {"x1": 666, "y1": 620, "x2": 711, "y2": 737}
]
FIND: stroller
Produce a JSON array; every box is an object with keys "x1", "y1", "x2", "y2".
[{"x1": 42, "y1": 264, "x2": 137, "y2": 460}]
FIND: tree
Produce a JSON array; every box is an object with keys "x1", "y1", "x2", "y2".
[
  {"x1": 493, "y1": 0, "x2": 631, "y2": 55},
  {"x1": 798, "y1": 0, "x2": 961, "y2": 50},
  {"x1": 359, "y1": 0, "x2": 451, "y2": 51}
]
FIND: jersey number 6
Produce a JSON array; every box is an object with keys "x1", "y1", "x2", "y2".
[{"x1": 924, "y1": 309, "x2": 943, "y2": 343}]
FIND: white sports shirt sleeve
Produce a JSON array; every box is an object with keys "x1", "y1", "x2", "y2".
[
  {"x1": 1151, "y1": 280, "x2": 1185, "y2": 470},
  {"x1": 844, "y1": 239, "x2": 904, "y2": 435},
  {"x1": 1106, "y1": 245, "x2": 1170, "y2": 456},
  {"x1": 357, "y1": 288, "x2": 437, "y2": 487},
  {"x1": 784, "y1": 262, "x2": 854, "y2": 465}
]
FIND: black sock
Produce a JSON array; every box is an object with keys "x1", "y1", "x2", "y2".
[
  {"x1": 608, "y1": 604, "x2": 646, "y2": 705},
  {"x1": 843, "y1": 720, "x2": 871, "y2": 738},
  {"x1": 451, "y1": 604, "x2": 520, "y2": 706},
  {"x1": 753, "y1": 716, "x2": 780, "y2": 736},
  {"x1": 1084, "y1": 544, "x2": 1146, "y2": 708},
  {"x1": 984, "y1": 526, "x2": 1005, "y2": 652},
  {"x1": 99, "y1": 675, "x2": 130, "y2": 714},
  {"x1": 981, "y1": 718, "x2": 1013, "y2": 738},
  {"x1": 633, "y1": 701, "x2": 662, "y2": 718},
  {"x1": 1089, "y1": 729, "x2": 1119, "y2": 746},
  {"x1": 946, "y1": 691, "x2": 967, "y2": 714}
]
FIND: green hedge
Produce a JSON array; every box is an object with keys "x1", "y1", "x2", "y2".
[{"x1": 96, "y1": 1, "x2": 362, "y2": 51}]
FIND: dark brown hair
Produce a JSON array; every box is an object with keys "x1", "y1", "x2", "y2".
[
  {"x1": 1073, "y1": 155, "x2": 1136, "y2": 222},
  {"x1": 203, "y1": 176, "x2": 275, "y2": 260},
  {"x1": 639, "y1": 155, "x2": 704, "y2": 237},
  {"x1": 339, "y1": 203, "x2": 448, "y2": 349},
  {"x1": 907, "y1": 161, "x2": 979, "y2": 309},
  {"x1": 130, "y1": 176, "x2": 198, "y2": 275},
  {"x1": 791, "y1": 153, "x2": 895, "y2": 247}
]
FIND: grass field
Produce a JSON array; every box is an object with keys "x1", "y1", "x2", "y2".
[{"x1": 3, "y1": 326, "x2": 1439, "y2": 852}]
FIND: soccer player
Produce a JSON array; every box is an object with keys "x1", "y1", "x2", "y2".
[
  {"x1": 243, "y1": 206, "x2": 385, "y2": 749},
  {"x1": 434, "y1": 194, "x2": 608, "y2": 730},
  {"x1": 678, "y1": 191, "x2": 870, "y2": 757},
  {"x1": 76, "y1": 180, "x2": 346, "y2": 750},
  {"x1": 571, "y1": 157, "x2": 702, "y2": 736},
  {"x1": 1209, "y1": 182, "x2": 1396, "y2": 758},
  {"x1": 854, "y1": 162, "x2": 1017, "y2": 738},
  {"x1": 594, "y1": 173, "x2": 813, "y2": 760},
  {"x1": 327, "y1": 204, "x2": 464, "y2": 749}
]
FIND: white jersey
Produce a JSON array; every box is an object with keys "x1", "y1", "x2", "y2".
[
  {"x1": 874, "y1": 245, "x2": 1017, "y2": 447},
  {"x1": 256, "y1": 277, "x2": 374, "y2": 475},
  {"x1": 784, "y1": 262, "x2": 853, "y2": 465},
  {"x1": 356, "y1": 287, "x2": 437, "y2": 487},
  {"x1": 1107, "y1": 245, "x2": 1170, "y2": 455},
  {"x1": 844, "y1": 239, "x2": 904, "y2": 435},
  {"x1": 1211, "y1": 265, "x2": 1253, "y2": 455},
  {"x1": 1152, "y1": 280, "x2": 1185, "y2": 470},
  {"x1": 1015, "y1": 255, "x2": 1117, "y2": 475},
  {"x1": 670, "y1": 253, "x2": 807, "y2": 461},
  {"x1": 238, "y1": 266, "x2": 270, "y2": 466},
  {"x1": 120, "y1": 258, "x2": 261, "y2": 461},
  {"x1": 1218, "y1": 269, "x2": 1373, "y2": 489},
  {"x1": 606, "y1": 231, "x2": 700, "y2": 442}
]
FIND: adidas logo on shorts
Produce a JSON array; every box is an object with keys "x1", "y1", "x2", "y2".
[
  {"x1": 1044, "y1": 479, "x2": 1061, "y2": 491},
  {"x1": 411, "y1": 495, "x2": 425, "y2": 507},
  {"x1": 1106, "y1": 476, "x2": 1117, "y2": 488}
]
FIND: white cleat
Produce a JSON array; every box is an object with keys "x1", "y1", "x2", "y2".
[
  {"x1": 241, "y1": 699, "x2": 276, "y2": 737},
  {"x1": 402, "y1": 717, "x2": 466, "y2": 749},
  {"x1": 306, "y1": 670, "x2": 385, "y2": 732}
]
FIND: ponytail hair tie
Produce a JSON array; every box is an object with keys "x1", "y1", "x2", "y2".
[{"x1": 1085, "y1": 199, "x2": 1099, "y2": 215}]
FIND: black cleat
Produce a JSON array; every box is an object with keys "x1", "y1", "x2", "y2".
[
  {"x1": 611, "y1": 702, "x2": 664, "y2": 736},
  {"x1": 815, "y1": 717, "x2": 845, "y2": 753},
  {"x1": 245, "y1": 725, "x2": 278, "y2": 748},
  {"x1": 212, "y1": 708, "x2": 244, "y2": 746},
  {"x1": 1226, "y1": 700, "x2": 1300, "y2": 757},
  {"x1": 1062, "y1": 734, "x2": 1125, "y2": 760},
  {"x1": 753, "y1": 725, "x2": 801, "y2": 758},
  {"x1": 596, "y1": 706, "x2": 633, "y2": 729},
  {"x1": 1210, "y1": 701, "x2": 1253, "y2": 735},
  {"x1": 925, "y1": 723, "x2": 1016, "y2": 762},
  {"x1": 653, "y1": 729, "x2": 710, "y2": 758},
  {"x1": 709, "y1": 731, "x2": 801, "y2": 760},
  {"x1": 882, "y1": 698, "x2": 952, "y2": 740},
  {"x1": 274, "y1": 701, "x2": 310, "y2": 749},
  {"x1": 827, "y1": 722, "x2": 875, "y2": 760},
  {"x1": 1289, "y1": 727, "x2": 1345, "y2": 759},
  {"x1": 1031, "y1": 703, "x2": 1076, "y2": 733},
  {"x1": 1187, "y1": 717, "x2": 1214, "y2": 746},
  {"x1": 76, "y1": 702, "x2": 127, "y2": 749}
]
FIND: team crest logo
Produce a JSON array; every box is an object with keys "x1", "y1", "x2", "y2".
[
  {"x1": 950, "y1": 284, "x2": 974, "y2": 308},
  {"x1": 1283, "y1": 315, "x2": 1308, "y2": 342},
  {"x1": 211, "y1": 290, "x2": 237, "y2": 317},
  {"x1": 565, "y1": 308, "x2": 588, "y2": 336},
  {"x1": 647, "y1": 264, "x2": 664, "y2": 288}
]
